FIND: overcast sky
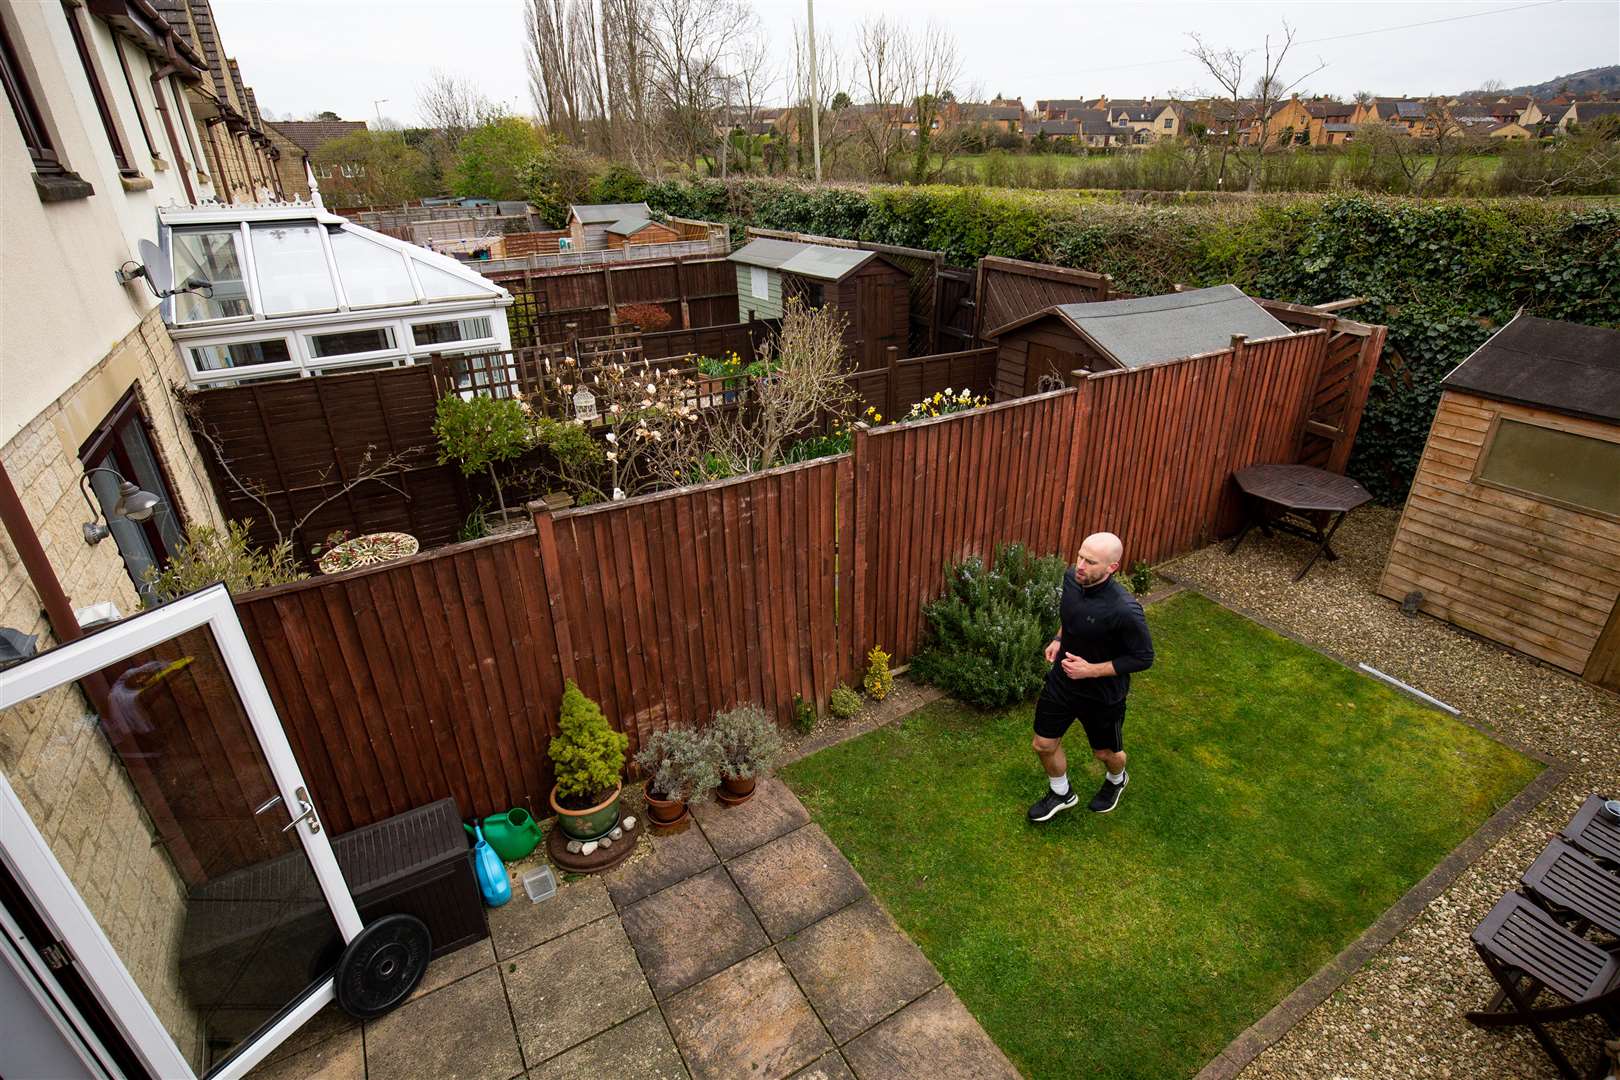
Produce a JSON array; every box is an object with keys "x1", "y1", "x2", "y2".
[{"x1": 222, "y1": 0, "x2": 1618, "y2": 127}]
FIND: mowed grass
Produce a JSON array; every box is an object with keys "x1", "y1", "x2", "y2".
[{"x1": 782, "y1": 593, "x2": 1541, "y2": 1079}]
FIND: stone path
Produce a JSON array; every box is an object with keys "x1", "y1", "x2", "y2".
[{"x1": 249, "y1": 778, "x2": 1019, "y2": 1080}]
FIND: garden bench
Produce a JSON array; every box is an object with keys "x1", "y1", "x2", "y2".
[
  {"x1": 1225, "y1": 464, "x2": 1372, "y2": 581},
  {"x1": 1563, "y1": 794, "x2": 1620, "y2": 870}
]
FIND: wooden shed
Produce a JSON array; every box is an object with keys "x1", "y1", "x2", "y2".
[
  {"x1": 1378, "y1": 314, "x2": 1620, "y2": 690},
  {"x1": 603, "y1": 217, "x2": 680, "y2": 249},
  {"x1": 984, "y1": 285, "x2": 1293, "y2": 399},
  {"x1": 729, "y1": 238, "x2": 910, "y2": 368},
  {"x1": 567, "y1": 202, "x2": 655, "y2": 250}
]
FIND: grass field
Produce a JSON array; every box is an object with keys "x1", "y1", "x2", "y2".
[
  {"x1": 781, "y1": 592, "x2": 1541, "y2": 1079},
  {"x1": 935, "y1": 150, "x2": 1505, "y2": 189}
]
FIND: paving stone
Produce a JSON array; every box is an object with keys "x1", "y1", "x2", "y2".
[
  {"x1": 488, "y1": 876, "x2": 614, "y2": 959},
  {"x1": 841, "y1": 985, "x2": 1020, "y2": 1080},
  {"x1": 247, "y1": 1023, "x2": 363, "y2": 1080},
  {"x1": 777, "y1": 897, "x2": 941, "y2": 1044},
  {"x1": 365, "y1": 966, "x2": 523, "y2": 1080},
  {"x1": 619, "y1": 864, "x2": 769, "y2": 999},
  {"x1": 692, "y1": 777, "x2": 810, "y2": 860},
  {"x1": 412, "y1": 937, "x2": 496, "y2": 1001},
  {"x1": 257, "y1": 1002, "x2": 357, "y2": 1067},
  {"x1": 663, "y1": 949, "x2": 834, "y2": 1080},
  {"x1": 604, "y1": 824, "x2": 719, "y2": 909},
  {"x1": 524, "y1": 1007, "x2": 689, "y2": 1080},
  {"x1": 788, "y1": 1051, "x2": 857, "y2": 1079},
  {"x1": 726, "y1": 825, "x2": 867, "y2": 941},
  {"x1": 504, "y1": 914, "x2": 655, "y2": 1066}
]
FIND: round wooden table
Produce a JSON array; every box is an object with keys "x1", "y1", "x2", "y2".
[
  {"x1": 1227, "y1": 464, "x2": 1372, "y2": 580},
  {"x1": 317, "y1": 532, "x2": 419, "y2": 575}
]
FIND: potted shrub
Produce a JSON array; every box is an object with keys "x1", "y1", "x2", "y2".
[
  {"x1": 708, "y1": 704, "x2": 785, "y2": 806},
  {"x1": 632, "y1": 727, "x2": 721, "y2": 829},
  {"x1": 548, "y1": 681, "x2": 629, "y2": 841}
]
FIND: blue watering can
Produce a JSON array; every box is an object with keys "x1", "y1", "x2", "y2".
[{"x1": 472, "y1": 825, "x2": 511, "y2": 907}]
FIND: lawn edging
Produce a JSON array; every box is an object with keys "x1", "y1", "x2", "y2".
[{"x1": 1157, "y1": 576, "x2": 1572, "y2": 1080}]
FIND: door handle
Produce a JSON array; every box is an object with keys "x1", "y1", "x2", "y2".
[{"x1": 280, "y1": 787, "x2": 321, "y2": 835}]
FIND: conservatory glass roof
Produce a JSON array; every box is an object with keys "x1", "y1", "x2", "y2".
[{"x1": 156, "y1": 201, "x2": 513, "y2": 386}]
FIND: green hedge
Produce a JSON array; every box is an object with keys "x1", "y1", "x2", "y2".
[{"x1": 644, "y1": 180, "x2": 1620, "y2": 502}]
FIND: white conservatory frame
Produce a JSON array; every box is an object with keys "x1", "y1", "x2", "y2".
[{"x1": 157, "y1": 200, "x2": 516, "y2": 387}]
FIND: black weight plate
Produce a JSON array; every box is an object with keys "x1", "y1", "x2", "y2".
[{"x1": 334, "y1": 914, "x2": 431, "y2": 1019}]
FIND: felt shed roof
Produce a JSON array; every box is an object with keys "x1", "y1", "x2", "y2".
[
  {"x1": 1441, "y1": 313, "x2": 1620, "y2": 426},
  {"x1": 989, "y1": 285, "x2": 1292, "y2": 369},
  {"x1": 606, "y1": 218, "x2": 659, "y2": 236},
  {"x1": 728, "y1": 239, "x2": 883, "y2": 281},
  {"x1": 570, "y1": 202, "x2": 653, "y2": 224}
]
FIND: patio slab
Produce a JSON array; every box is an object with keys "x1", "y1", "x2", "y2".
[
  {"x1": 619, "y1": 864, "x2": 769, "y2": 999},
  {"x1": 412, "y1": 937, "x2": 496, "y2": 1001},
  {"x1": 662, "y1": 949, "x2": 835, "y2": 1080},
  {"x1": 777, "y1": 896, "x2": 942, "y2": 1044},
  {"x1": 692, "y1": 777, "x2": 810, "y2": 860},
  {"x1": 604, "y1": 823, "x2": 719, "y2": 908},
  {"x1": 524, "y1": 1007, "x2": 689, "y2": 1080},
  {"x1": 255, "y1": 1002, "x2": 356, "y2": 1067},
  {"x1": 726, "y1": 824, "x2": 867, "y2": 941},
  {"x1": 841, "y1": 985, "x2": 1020, "y2": 1080},
  {"x1": 247, "y1": 1023, "x2": 363, "y2": 1080},
  {"x1": 488, "y1": 876, "x2": 614, "y2": 959},
  {"x1": 788, "y1": 1051, "x2": 857, "y2": 1079},
  {"x1": 505, "y1": 913, "x2": 655, "y2": 1066},
  {"x1": 364, "y1": 965, "x2": 523, "y2": 1080}
]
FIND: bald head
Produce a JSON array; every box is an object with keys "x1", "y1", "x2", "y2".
[{"x1": 1077, "y1": 532, "x2": 1124, "y2": 586}]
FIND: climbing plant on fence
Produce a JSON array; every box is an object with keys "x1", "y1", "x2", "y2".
[{"x1": 644, "y1": 179, "x2": 1620, "y2": 503}]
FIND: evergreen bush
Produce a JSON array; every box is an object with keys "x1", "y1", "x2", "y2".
[
  {"x1": 909, "y1": 543, "x2": 1066, "y2": 709},
  {"x1": 863, "y1": 646, "x2": 893, "y2": 701},
  {"x1": 828, "y1": 685, "x2": 862, "y2": 719},
  {"x1": 549, "y1": 681, "x2": 628, "y2": 803},
  {"x1": 632, "y1": 726, "x2": 721, "y2": 801},
  {"x1": 707, "y1": 704, "x2": 785, "y2": 780}
]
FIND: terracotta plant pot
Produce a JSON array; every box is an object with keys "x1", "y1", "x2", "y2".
[
  {"x1": 644, "y1": 790, "x2": 689, "y2": 829},
  {"x1": 549, "y1": 782, "x2": 622, "y2": 842},
  {"x1": 718, "y1": 775, "x2": 756, "y2": 806}
]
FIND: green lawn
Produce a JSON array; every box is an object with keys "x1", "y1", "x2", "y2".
[{"x1": 781, "y1": 592, "x2": 1540, "y2": 1079}]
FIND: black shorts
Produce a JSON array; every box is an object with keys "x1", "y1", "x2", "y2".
[{"x1": 1033, "y1": 693, "x2": 1126, "y2": 752}]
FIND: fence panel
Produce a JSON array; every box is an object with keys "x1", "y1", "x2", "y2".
[{"x1": 975, "y1": 256, "x2": 1111, "y2": 340}]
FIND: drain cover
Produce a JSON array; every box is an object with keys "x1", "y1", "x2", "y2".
[{"x1": 335, "y1": 914, "x2": 431, "y2": 1019}]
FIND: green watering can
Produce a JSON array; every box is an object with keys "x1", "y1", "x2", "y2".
[{"x1": 464, "y1": 808, "x2": 542, "y2": 862}]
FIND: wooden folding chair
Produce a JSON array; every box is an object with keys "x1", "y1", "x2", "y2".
[
  {"x1": 1562, "y1": 795, "x2": 1620, "y2": 871},
  {"x1": 1523, "y1": 838, "x2": 1620, "y2": 945},
  {"x1": 1467, "y1": 892, "x2": 1620, "y2": 1079}
]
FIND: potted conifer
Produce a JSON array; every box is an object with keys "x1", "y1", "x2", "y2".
[
  {"x1": 548, "y1": 681, "x2": 629, "y2": 841},
  {"x1": 633, "y1": 727, "x2": 722, "y2": 830},
  {"x1": 709, "y1": 704, "x2": 785, "y2": 806}
]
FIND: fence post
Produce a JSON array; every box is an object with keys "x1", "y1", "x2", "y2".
[
  {"x1": 885, "y1": 346, "x2": 900, "y2": 421},
  {"x1": 531, "y1": 506, "x2": 577, "y2": 682},
  {"x1": 848, "y1": 423, "x2": 871, "y2": 684},
  {"x1": 1230, "y1": 333, "x2": 1249, "y2": 361}
]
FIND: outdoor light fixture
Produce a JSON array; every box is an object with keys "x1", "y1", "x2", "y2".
[{"x1": 81, "y1": 467, "x2": 161, "y2": 545}]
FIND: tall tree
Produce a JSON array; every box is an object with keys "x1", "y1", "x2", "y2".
[{"x1": 1187, "y1": 21, "x2": 1323, "y2": 191}]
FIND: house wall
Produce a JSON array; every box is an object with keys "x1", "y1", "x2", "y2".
[
  {"x1": 735, "y1": 264, "x2": 784, "y2": 320},
  {"x1": 1378, "y1": 390, "x2": 1620, "y2": 678}
]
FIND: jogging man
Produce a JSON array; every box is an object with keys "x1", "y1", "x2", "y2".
[{"x1": 1027, "y1": 532, "x2": 1155, "y2": 821}]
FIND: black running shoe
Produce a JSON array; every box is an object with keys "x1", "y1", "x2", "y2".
[
  {"x1": 1090, "y1": 772, "x2": 1128, "y2": 813},
  {"x1": 1028, "y1": 787, "x2": 1080, "y2": 822}
]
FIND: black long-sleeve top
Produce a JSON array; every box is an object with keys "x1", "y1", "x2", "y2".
[{"x1": 1044, "y1": 569, "x2": 1155, "y2": 706}]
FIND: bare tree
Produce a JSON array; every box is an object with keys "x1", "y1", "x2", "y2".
[
  {"x1": 1187, "y1": 21, "x2": 1324, "y2": 190},
  {"x1": 526, "y1": 0, "x2": 591, "y2": 143},
  {"x1": 853, "y1": 16, "x2": 913, "y2": 180},
  {"x1": 417, "y1": 70, "x2": 495, "y2": 147},
  {"x1": 789, "y1": 21, "x2": 849, "y2": 176},
  {"x1": 907, "y1": 21, "x2": 964, "y2": 183},
  {"x1": 601, "y1": 0, "x2": 659, "y2": 171},
  {"x1": 644, "y1": 0, "x2": 756, "y2": 169},
  {"x1": 728, "y1": 29, "x2": 776, "y2": 173}
]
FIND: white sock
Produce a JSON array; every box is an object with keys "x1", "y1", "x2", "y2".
[
  {"x1": 1107, "y1": 769, "x2": 1126, "y2": 784},
  {"x1": 1049, "y1": 774, "x2": 1070, "y2": 796}
]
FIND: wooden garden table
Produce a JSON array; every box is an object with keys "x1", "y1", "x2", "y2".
[{"x1": 1226, "y1": 464, "x2": 1372, "y2": 581}]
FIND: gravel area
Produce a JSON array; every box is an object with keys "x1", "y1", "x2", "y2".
[{"x1": 1161, "y1": 505, "x2": 1619, "y2": 1080}]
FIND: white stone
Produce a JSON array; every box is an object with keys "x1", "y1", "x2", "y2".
[
  {"x1": 565, "y1": 840, "x2": 583, "y2": 854},
  {"x1": 599, "y1": 836, "x2": 613, "y2": 849},
  {"x1": 580, "y1": 841, "x2": 598, "y2": 856},
  {"x1": 622, "y1": 816, "x2": 637, "y2": 830},
  {"x1": 609, "y1": 827, "x2": 623, "y2": 840}
]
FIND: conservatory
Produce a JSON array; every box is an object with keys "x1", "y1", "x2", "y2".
[{"x1": 156, "y1": 201, "x2": 514, "y2": 387}]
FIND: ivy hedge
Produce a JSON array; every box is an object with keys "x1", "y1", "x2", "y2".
[{"x1": 644, "y1": 179, "x2": 1620, "y2": 503}]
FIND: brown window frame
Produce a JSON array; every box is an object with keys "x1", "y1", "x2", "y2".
[
  {"x1": 0, "y1": 13, "x2": 61, "y2": 172},
  {"x1": 169, "y1": 77, "x2": 199, "y2": 167},
  {"x1": 79, "y1": 386, "x2": 185, "y2": 571},
  {"x1": 109, "y1": 33, "x2": 156, "y2": 158},
  {"x1": 62, "y1": 0, "x2": 136, "y2": 177}
]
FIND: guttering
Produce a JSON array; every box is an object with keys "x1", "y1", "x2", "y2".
[{"x1": 148, "y1": 40, "x2": 195, "y2": 203}]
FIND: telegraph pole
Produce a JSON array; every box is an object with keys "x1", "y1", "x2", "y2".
[{"x1": 806, "y1": 0, "x2": 822, "y2": 182}]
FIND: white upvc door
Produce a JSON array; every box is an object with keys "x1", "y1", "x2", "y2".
[{"x1": 0, "y1": 584, "x2": 362, "y2": 1079}]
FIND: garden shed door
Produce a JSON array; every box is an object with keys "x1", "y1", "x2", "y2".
[{"x1": 0, "y1": 585, "x2": 363, "y2": 1080}]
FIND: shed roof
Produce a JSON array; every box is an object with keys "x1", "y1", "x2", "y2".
[
  {"x1": 727, "y1": 239, "x2": 880, "y2": 281},
  {"x1": 1441, "y1": 314, "x2": 1620, "y2": 425},
  {"x1": 991, "y1": 285, "x2": 1292, "y2": 369},
  {"x1": 570, "y1": 202, "x2": 653, "y2": 224},
  {"x1": 605, "y1": 218, "x2": 658, "y2": 236}
]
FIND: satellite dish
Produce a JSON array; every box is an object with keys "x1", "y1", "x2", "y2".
[{"x1": 137, "y1": 239, "x2": 172, "y2": 294}]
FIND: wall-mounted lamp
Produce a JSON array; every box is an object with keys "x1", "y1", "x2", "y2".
[{"x1": 81, "y1": 467, "x2": 161, "y2": 545}]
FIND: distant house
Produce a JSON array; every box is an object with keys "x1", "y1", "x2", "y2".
[
  {"x1": 1152, "y1": 102, "x2": 1189, "y2": 139},
  {"x1": 1350, "y1": 98, "x2": 1428, "y2": 133},
  {"x1": 984, "y1": 285, "x2": 1292, "y2": 398},
  {"x1": 1304, "y1": 101, "x2": 1356, "y2": 144},
  {"x1": 1520, "y1": 100, "x2": 1568, "y2": 126},
  {"x1": 1267, "y1": 97, "x2": 1313, "y2": 144},
  {"x1": 1107, "y1": 103, "x2": 1162, "y2": 143},
  {"x1": 1561, "y1": 100, "x2": 1620, "y2": 131},
  {"x1": 1035, "y1": 99, "x2": 1090, "y2": 120},
  {"x1": 1487, "y1": 121, "x2": 1535, "y2": 140},
  {"x1": 273, "y1": 119, "x2": 369, "y2": 203},
  {"x1": 960, "y1": 103, "x2": 1024, "y2": 134},
  {"x1": 728, "y1": 238, "x2": 910, "y2": 368}
]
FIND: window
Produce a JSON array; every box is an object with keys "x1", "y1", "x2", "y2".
[
  {"x1": 1476, "y1": 417, "x2": 1620, "y2": 518},
  {"x1": 412, "y1": 317, "x2": 494, "y2": 347},
  {"x1": 307, "y1": 326, "x2": 395, "y2": 358},
  {"x1": 250, "y1": 224, "x2": 339, "y2": 315},
  {"x1": 329, "y1": 231, "x2": 415, "y2": 307},
  {"x1": 169, "y1": 78, "x2": 199, "y2": 168},
  {"x1": 189, "y1": 338, "x2": 293, "y2": 372},
  {"x1": 80, "y1": 388, "x2": 183, "y2": 599},
  {"x1": 172, "y1": 227, "x2": 252, "y2": 321},
  {"x1": 314, "y1": 164, "x2": 333, "y2": 179},
  {"x1": 1163, "y1": 117, "x2": 1173, "y2": 129},
  {"x1": 414, "y1": 260, "x2": 491, "y2": 301},
  {"x1": 63, "y1": 2, "x2": 133, "y2": 175},
  {"x1": 110, "y1": 37, "x2": 156, "y2": 158},
  {"x1": 750, "y1": 265, "x2": 769, "y2": 300},
  {"x1": 1, "y1": 15, "x2": 64, "y2": 173}
]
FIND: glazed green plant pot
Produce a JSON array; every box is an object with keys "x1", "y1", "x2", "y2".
[{"x1": 550, "y1": 783, "x2": 622, "y2": 842}]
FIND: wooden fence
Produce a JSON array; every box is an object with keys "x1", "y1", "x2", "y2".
[
  {"x1": 230, "y1": 327, "x2": 1352, "y2": 832},
  {"x1": 488, "y1": 258, "x2": 741, "y2": 347}
]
